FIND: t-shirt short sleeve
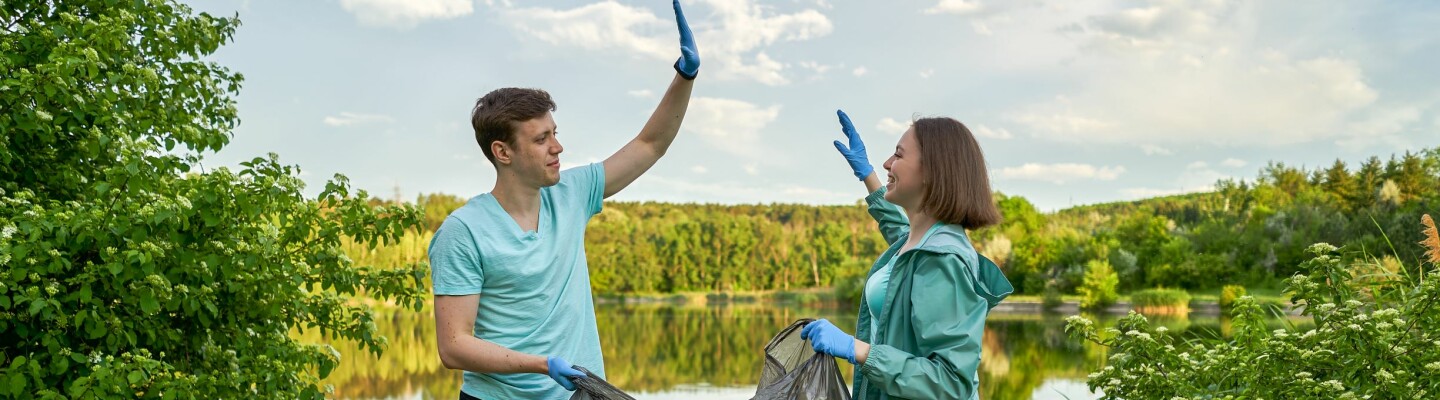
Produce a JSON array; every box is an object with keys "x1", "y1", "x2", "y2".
[
  {"x1": 557, "y1": 162, "x2": 606, "y2": 217},
  {"x1": 428, "y1": 217, "x2": 484, "y2": 295}
]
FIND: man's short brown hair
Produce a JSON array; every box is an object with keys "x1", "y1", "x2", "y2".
[
  {"x1": 471, "y1": 88, "x2": 557, "y2": 165},
  {"x1": 914, "y1": 117, "x2": 1003, "y2": 229}
]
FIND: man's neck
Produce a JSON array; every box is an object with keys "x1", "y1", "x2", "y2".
[{"x1": 491, "y1": 173, "x2": 542, "y2": 230}]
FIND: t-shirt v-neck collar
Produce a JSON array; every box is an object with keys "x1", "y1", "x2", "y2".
[{"x1": 480, "y1": 192, "x2": 547, "y2": 241}]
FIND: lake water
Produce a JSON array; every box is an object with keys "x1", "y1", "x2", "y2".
[{"x1": 306, "y1": 302, "x2": 1255, "y2": 400}]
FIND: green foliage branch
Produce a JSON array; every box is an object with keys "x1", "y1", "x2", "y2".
[
  {"x1": 1066, "y1": 240, "x2": 1440, "y2": 399},
  {"x1": 0, "y1": 1, "x2": 427, "y2": 398}
]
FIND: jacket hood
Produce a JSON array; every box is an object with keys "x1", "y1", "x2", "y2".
[{"x1": 910, "y1": 224, "x2": 1015, "y2": 309}]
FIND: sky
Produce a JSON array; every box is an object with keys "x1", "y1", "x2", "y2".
[{"x1": 186, "y1": 0, "x2": 1440, "y2": 212}]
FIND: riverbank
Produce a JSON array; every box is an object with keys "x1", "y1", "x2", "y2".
[
  {"x1": 353, "y1": 286, "x2": 1297, "y2": 317},
  {"x1": 591, "y1": 288, "x2": 1298, "y2": 316}
]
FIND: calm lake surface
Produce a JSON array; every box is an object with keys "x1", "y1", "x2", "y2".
[{"x1": 306, "y1": 302, "x2": 1262, "y2": 400}]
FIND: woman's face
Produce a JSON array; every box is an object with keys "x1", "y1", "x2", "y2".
[{"x1": 882, "y1": 127, "x2": 925, "y2": 209}]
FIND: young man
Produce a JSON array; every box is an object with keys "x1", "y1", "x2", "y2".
[{"x1": 428, "y1": 2, "x2": 699, "y2": 399}]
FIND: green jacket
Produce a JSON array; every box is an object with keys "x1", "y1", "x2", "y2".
[{"x1": 851, "y1": 188, "x2": 1014, "y2": 400}]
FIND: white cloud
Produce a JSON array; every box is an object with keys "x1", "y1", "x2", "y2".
[
  {"x1": 743, "y1": 164, "x2": 759, "y2": 175},
  {"x1": 1010, "y1": 2, "x2": 1379, "y2": 146},
  {"x1": 691, "y1": 165, "x2": 709, "y2": 174},
  {"x1": 924, "y1": 0, "x2": 983, "y2": 15},
  {"x1": 323, "y1": 112, "x2": 394, "y2": 127},
  {"x1": 1140, "y1": 144, "x2": 1172, "y2": 156},
  {"x1": 1337, "y1": 105, "x2": 1423, "y2": 150},
  {"x1": 339, "y1": 0, "x2": 473, "y2": 29},
  {"x1": 876, "y1": 117, "x2": 911, "y2": 136},
  {"x1": 1179, "y1": 168, "x2": 1227, "y2": 191},
  {"x1": 919, "y1": 68, "x2": 936, "y2": 79},
  {"x1": 504, "y1": 2, "x2": 671, "y2": 60},
  {"x1": 1186, "y1": 161, "x2": 1208, "y2": 170},
  {"x1": 697, "y1": 0, "x2": 834, "y2": 85},
  {"x1": 684, "y1": 97, "x2": 781, "y2": 157},
  {"x1": 1010, "y1": 97, "x2": 1112, "y2": 135},
  {"x1": 972, "y1": 21, "x2": 993, "y2": 36},
  {"x1": 999, "y1": 163, "x2": 1124, "y2": 184},
  {"x1": 852, "y1": 66, "x2": 868, "y2": 77},
  {"x1": 1221, "y1": 158, "x2": 1247, "y2": 168},
  {"x1": 970, "y1": 124, "x2": 1013, "y2": 139},
  {"x1": 502, "y1": 0, "x2": 832, "y2": 86},
  {"x1": 626, "y1": 89, "x2": 655, "y2": 98},
  {"x1": 797, "y1": 61, "x2": 834, "y2": 76}
]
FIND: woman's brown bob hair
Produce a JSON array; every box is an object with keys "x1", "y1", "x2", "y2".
[{"x1": 913, "y1": 117, "x2": 1003, "y2": 230}]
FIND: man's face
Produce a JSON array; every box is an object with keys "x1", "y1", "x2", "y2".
[{"x1": 502, "y1": 112, "x2": 564, "y2": 187}]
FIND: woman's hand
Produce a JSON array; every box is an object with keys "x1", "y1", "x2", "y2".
[
  {"x1": 832, "y1": 109, "x2": 874, "y2": 181},
  {"x1": 801, "y1": 318, "x2": 861, "y2": 364}
]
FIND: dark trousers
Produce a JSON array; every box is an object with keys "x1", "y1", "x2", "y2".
[{"x1": 460, "y1": 391, "x2": 483, "y2": 400}]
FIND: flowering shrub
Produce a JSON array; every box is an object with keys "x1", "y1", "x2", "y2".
[{"x1": 1066, "y1": 216, "x2": 1440, "y2": 399}]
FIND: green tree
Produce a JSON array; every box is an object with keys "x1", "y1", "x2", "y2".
[
  {"x1": 0, "y1": 2, "x2": 427, "y2": 398},
  {"x1": 1353, "y1": 156, "x2": 1384, "y2": 208},
  {"x1": 1321, "y1": 159, "x2": 1355, "y2": 211},
  {"x1": 1077, "y1": 259, "x2": 1118, "y2": 310}
]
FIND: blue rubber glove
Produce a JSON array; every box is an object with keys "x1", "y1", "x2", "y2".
[
  {"x1": 800, "y1": 318, "x2": 858, "y2": 364},
  {"x1": 832, "y1": 110, "x2": 873, "y2": 181},
  {"x1": 546, "y1": 355, "x2": 584, "y2": 391},
  {"x1": 672, "y1": 0, "x2": 700, "y2": 79}
]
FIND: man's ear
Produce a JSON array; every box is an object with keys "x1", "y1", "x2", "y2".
[{"x1": 491, "y1": 141, "x2": 512, "y2": 165}]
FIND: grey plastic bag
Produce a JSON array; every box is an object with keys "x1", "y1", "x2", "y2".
[
  {"x1": 751, "y1": 319, "x2": 852, "y2": 400},
  {"x1": 570, "y1": 366, "x2": 637, "y2": 400}
]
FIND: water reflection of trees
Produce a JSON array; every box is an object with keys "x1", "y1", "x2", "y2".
[
  {"x1": 297, "y1": 305, "x2": 1304, "y2": 400},
  {"x1": 596, "y1": 304, "x2": 858, "y2": 392},
  {"x1": 292, "y1": 310, "x2": 461, "y2": 400}
]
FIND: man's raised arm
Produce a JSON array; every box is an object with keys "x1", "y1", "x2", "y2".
[{"x1": 603, "y1": 0, "x2": 699, "y2": 198}]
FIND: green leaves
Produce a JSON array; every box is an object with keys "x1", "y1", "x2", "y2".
[
  {"x1": 139, "y1": 291, "x2": 159, "y2": 314},
  {"x1": 1068, "y1": 237, "x2": 1440, "y2": 399},
  {"x1": 0, "y1": 1, "x2": 426, "y2": 397}
]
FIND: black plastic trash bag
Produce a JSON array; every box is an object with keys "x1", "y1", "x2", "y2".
[
  {"x1": 570, "y1": 366, "x2": 637, "y2": 400},
  {"x1": 751, "y1": 319, "x2": 852, "y2": 400}
]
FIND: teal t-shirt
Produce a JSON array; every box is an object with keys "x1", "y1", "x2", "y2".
[
  {"x1": 865, "y1": 256, "x2": 895, "y2": 342},
  {"x1": 865, "y1": 223, "x2": 945, "y2": 342},
  {"x1": 428, "y1": 163, "x2": 606, "y2": 400}
]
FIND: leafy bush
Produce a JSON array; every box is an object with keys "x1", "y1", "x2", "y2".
[
  {"x1": 1078, "y1": 259, "x2": 1119, "y2": 310},
  {"x1": 1219, "y1": 284, "x2": 1247, "y2": 311},
  {"x1": 1127, "y1": 288, "x2": 1191, "y2": 316},
  {"x1": 1066, "y1": 215, "x2": 1440, "y2": 399},
  {"x1": 1042, "y1": 279, "x2": 1064, "y2": 310},
  {"x1": 1108, "y1": 248, "x2": 1140, "y2": 290},
  {"x1": 0, "y1": 2, "x2": 426, "y2": 397}
]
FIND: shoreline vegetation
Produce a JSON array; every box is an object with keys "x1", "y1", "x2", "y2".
[
  {"x1": 359, "y1": 147, "x2": 1440, "y2": 310},
  {"x1": 356, "y1": 286, "x2": 1294, "y2": 317}
]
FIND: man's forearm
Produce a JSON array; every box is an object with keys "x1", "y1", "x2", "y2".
[
  {"x1": 439, "y1": 334, "x2": 548, "y2": 374},
  {"x1": 635, "y1": 74, "x2": 695, "y2": 151}
]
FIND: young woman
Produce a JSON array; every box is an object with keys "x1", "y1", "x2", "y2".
[{"x1": 802, "y1": 110, "x2": 1014, "y2": 399}]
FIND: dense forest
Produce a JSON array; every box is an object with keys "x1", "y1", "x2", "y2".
[{"x1": 377, "y1": 148, "x2": 1440, "y2": 296}]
